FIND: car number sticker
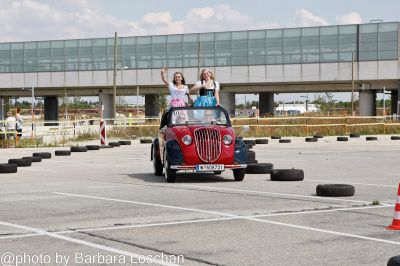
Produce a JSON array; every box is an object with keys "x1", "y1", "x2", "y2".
[{"x1": 195, "y1": 164, "x2": 224, "y2": 172}]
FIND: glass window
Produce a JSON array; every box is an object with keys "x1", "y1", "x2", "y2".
[
  {"x1": 199, "y1": 41, "x2": 214, "y2": 50},
  {"x1": 122, "y1": 37, "x2": 135, "y2": 45},
  {"x1": 232, "y1": 31, "x2": 247, "y2": 40},
  {"x1": 302, "y1": 45, "x2": 319, "y2": 53},
  {"x1": 37, "y1": 49, "x2": 51, "y2": 57},
  {"x1": 167, "y1": 43, "x2": 182, "y2": 52},
  {"x1": 360, "y1": 32, "x2": 378, "y2": 43},
  {"x1": 152, "y1": 35, "x2": 166, "y2": 43},
  {"x1": 267, "y1": 29, "x2": 283, "y2": 38},
  {"x1": 320, "y1": 43, "x2": 338, "y2": 53},
  {"x1": 339, "y1": 34, "x2": 357, "y2": 43},
  {"x1": 267, "y1": 55, "x2": 283, "y2": 64},
  {"x1": 320, "y1": 53, "x2": 338, "y2": 62},
  {"x1": 320, "y1": 26, "x2": 338, "y2": 35},
  {"x1": 284, "y1": 37, "x2": 301, "y2": 46},
  {"x1": 231, "y1": 56, "x2": 247, "y2": 65},
  {"x1": 301, "y1": 36, "x2": 319, "y2": 46},
  {"x1": 302, "y1": 27, "x2": 319, "y2": 36},
  {"x1": 378, "y1": 50, "x2": 397, "y2": 60},
  {"x1": 320, "y1": 35, "x2": 338, "y2": 45},
  {"x1": 0, "y1": 43, "x2": 11, "y2": 50},
  {"x1": 215, "y1": 32, "x2": 230, "y2": 41},
  {"x1": 137, "y1": 36, "x2": 151, "y2": 45},
  {"x1": 199, "y1": 33, "x2": 214, "y2": 41},
  {"x1": 378, "y1": 41, "x2": 397, "y2": 51},
  {"x1": 359, "y1": 51, "x2": 377, "y2": 60},
  {"x1": 231, "y1": 49, "x2": 247, "y2": 57},
  {"x1": 215, "y1": 40, "x2": 230, "y2": 49},
  {"x1": 360, "y1": 23, "x2": 378, "y2": 33},
  {"x1": 79, "y1": 39, "x2": 92, "y2": 47},
  {"x1": 378, "y1": 32, "x2": 397, "y2": 42},
  {"x1": 302, "y1": 53, "x2": 319, "y2": 63},
  {"x1": 183, "y1": 33, "x2": 198, "y2": 42},
  {"x1": 284, "y1": 28, "x2": 300, "y2": 37},
  {"x1": 52, "y1": 48, "x2": 64, "y2": 57},
  {"x1": 11, "y1": 49, "x2": 24, "y2": 58},
  {"x1": 11, "y1": 43, "x2": 23, "y2": 49},
  {"x1": 266, "y1": 38, "x2": 283, "y2": 47},
  {"x1": 136, "y1": 44, "x2": 151, "y2": 53},
  {"x1": 216, "y1": 57, "x2": 231, "y2": 66},
  {"x1": 24, "y1": 49, "x2": 36, "y2": 57},
  {"x1": 65, "y1": 40, "x2": 78, "y2": 48},
  {"x1": 339, "y1": 25, "x2": 357, "y2": 34},
  {"x1": 93, "y1": 38, "x2": 107, "y2": 46},
  {"x1": 249, "y1": 39, "x2": 265, "y2": 48},
  {"x1": 283, "y1": 54, "x2": 301, "y2": 64},
  {"x1": 249, "y1": 30, "x2": 265, "y2": 39},
  {"x1": 248, "y1": 56, "x2": 265, "y2": 65},
  {"x1": 339, "y1": 43, "x2": 356, "y2": 52},
  {"x1": 24, "y1": 42, "x2": 37, "y2": 49},
  {"x1": 167, "y1": 35, "x2": 182, "y2": 43},
  {"x1": 359, "y1": 42, "x2": 377, "y2": 52},
  {"x1": 339, "y1": 52, "x2": 354, "y2": 61},
  {"x1": 232, "y1": 39, "x2": 247, "y2": 49}
]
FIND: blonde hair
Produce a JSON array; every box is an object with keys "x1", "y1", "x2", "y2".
[{"x1": 199, "y1": 68, "x2": 215, "y2": 81}]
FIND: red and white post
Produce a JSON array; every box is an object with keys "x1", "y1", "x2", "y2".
[{"x1": 100, "y1": 119, "x2": 106, "y2": 146}]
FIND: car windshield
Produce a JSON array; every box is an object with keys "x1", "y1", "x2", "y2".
[{"x1": 170, "y1": 108, "x2": 229, "y2": 126}]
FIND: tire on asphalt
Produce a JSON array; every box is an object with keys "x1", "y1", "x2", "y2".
[
  {"x1": 99, "y1": 145, "x2": 113, "y2": 149},
  {"x1": 316, "y1": 184, "x2": 355, "y2": 197},
  {"x1": 55, "y1": 150, "x2": 71, "y2": 156},
  {"x1": 233, "y1": 168, "x2": 246, "y2": 181},
  {"x1": 255, "y1": 139, "x2": 268, "y2": 144},
  {"x1": 109, "y1": 142, "x2": 121, "y2": 147},
  {"x1": 22, "y1": 156, "x2": 42, "y2": 162},
  {"x1": 366, "y1": 136, "x2": 377, "y2": 141},
  {"x1": 33, "y1": 152, "x2": 51, "y2": 159},
  {"x1": 247, "y1": 150, "x2": 256, "y2": 162},
  {"x1": 313, "y1": 134, "x2": 323, "y2": 139},
  {"x1": 391, "y1": 136, "x2": 400, "y2": 140},
  {"x1": 387, "y1": 255, "x2": 400, "y2": 266},
  {"x1": 71, "y1": 146, "x2": 88, "y2": 152},
  {"x1": 214, "y1": 171, "x2": 222, "y2": 175},
  {"x1": 349, "y1": 133, "x2": 360, "y2": 138},
  {"x1": 0, "y1": 163, "x2": 17, "y2": 173},
  {"x1": 243, "y1": 139, "x2": 256, "y2": 146},
  {"x1": 246, "y1": 163, "x2": 274, "y2": 174},
  {"x1": 140, "y1": 139, "x2": 152, "y2": 144},
  {"x1": 305, "y1": 137, "x2": 318, "y2": 142},
  {"x1": 270, "y1": 169, "x2": 304, "y2": 181},
  {"x1": 337, "y1": 136, "x2": 348, "y2": 142},
  {"x1": 86, "y1": 145, "x2": 100, "y2": 150},
  {"x1": 247, "y1": 159, "x2": 258, "y2": 164},
  {"x1": 8, "y1": 158, "x2": 31, "y2": 167},
  {"x1": 118, "y1": 140, "x2": 131, "y2": 145},
  {"x1": 279, "y1": 139, "x2": 291, "y2": 143},
  {"x1": 271, "y1": 136, "x2": 281, "y2": 139},
  {"x1": 246, "y1": 144, "x2": 254, "y2": 151}
]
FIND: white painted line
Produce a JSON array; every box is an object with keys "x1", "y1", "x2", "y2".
[
  {"x1": 181, "y1": 184, "x2": 372, "y2": 205},
  {"x1": 53, "y1": 192, "x2": 400, "y2": 246},
  {"x1": 0, "y1": 220, "x2": 179, "y2": 266},
  {"x1": 305, "y1": 179, "x2": 398, "y2": 188}
]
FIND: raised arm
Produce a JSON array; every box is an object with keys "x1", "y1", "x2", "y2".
[
  {"x1": 190, "y1": 81, "x2": 202, "y2": 94},
  {"x1": 160, "y1": 67, "x2": 169, "y2": 86},
  {"x1": 215, "y1": 89, "x2": 220, "y2": 106}
]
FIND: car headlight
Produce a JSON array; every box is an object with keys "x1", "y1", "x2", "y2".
[
  {"x1": 223, "y1": 135, "x2": 233, "y2": 145},
  {"x1": 182, "y1": 135, "x2": 192, "y2": 145}
]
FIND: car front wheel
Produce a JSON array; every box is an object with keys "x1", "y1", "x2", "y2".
[
  {"x1": 152, "y1": 144, "x2": 163, "y2": 176},
  {"x1": 164, "y1": 155, "x2": 176, "y2": 183},
  {"x1": 233, "y1": 168, "x2": 246, "y2": 181}
]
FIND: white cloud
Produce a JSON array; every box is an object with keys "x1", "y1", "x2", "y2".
[
  {"x1": 336, "y1": 12, "x2": 362, "y2": 25},
  {"x1": 293, "y1": 9, "x2": 328, "y2": 27}
]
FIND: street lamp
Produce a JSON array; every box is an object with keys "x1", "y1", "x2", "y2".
[
  {"x1": 22, "y1": 82, "x2": 35, "y2": 140},
  {"x1": 300, "y1": 94, "x2": 309, "y2": 111},
  {"x1": 116, "y1": 66, "x2": 129, "y2": 116}
]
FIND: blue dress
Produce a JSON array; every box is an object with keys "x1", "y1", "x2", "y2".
[{"x1": 194, "y1": 80, "x2": 219, "y2": 107}]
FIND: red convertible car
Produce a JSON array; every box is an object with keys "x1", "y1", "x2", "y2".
[{"x1": 151, "y1": 106, "x2": 247, "y2": 183}]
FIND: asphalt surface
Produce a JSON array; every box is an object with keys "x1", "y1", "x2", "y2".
[{"x1": 0, "y1": 136, "x2": 400, "y2": 266}]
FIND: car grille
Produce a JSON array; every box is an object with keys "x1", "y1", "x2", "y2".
[{"x1": 194, "y1": 128, "x2": 221, "y2": 163}]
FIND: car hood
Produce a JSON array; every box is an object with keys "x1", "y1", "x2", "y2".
[{"x1": 171, "y1": 125, "x2": 235, "y2": 140}]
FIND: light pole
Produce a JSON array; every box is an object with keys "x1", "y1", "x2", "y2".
[
  {"x1": 22, "y1": 82, "x2": 35, "y2": 140},
  {"x1": 300, "y1": 94, "x2": 309, "y2": 112},
  {"x1": 117, "y1": 66, "x2": 128, "y2": 117}
]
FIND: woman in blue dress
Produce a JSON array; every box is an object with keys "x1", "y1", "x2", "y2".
[{"x1": 190, "y1": 68, "x2": 220, "y2": 107}]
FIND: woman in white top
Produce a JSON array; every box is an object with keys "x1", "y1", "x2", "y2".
[
  {"x1": 161, "y1": 67, "x2": 190, "y2": 107},
  {"x1": 190, "y1": 68, "x2": 220, "y2": 107}
]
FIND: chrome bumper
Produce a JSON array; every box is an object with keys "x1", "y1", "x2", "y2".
[{"x1": 170, "y1": 164, "x2": 247, "y2": 170}]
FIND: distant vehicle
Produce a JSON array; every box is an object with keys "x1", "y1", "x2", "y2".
[
  {"x1": 151, "y1": 106, "x2": 247, "y2": 183},
  {"x1": 275, "y1": 103, "x2": 319, "y2": 116}
]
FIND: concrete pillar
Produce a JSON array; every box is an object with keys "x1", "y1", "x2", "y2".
[
  {"x1": 145, "y1": 94, "x2": 160, "y2": 117},
  {"x1": 259, "y1": 92, "x2": 274, "y2": 116},
  {"x1": 359, "y1": 89, "x2": 376, "y2": 116},
  {"x1": 0, "y1": 97, "x2": 4, "y2": 122},
  {"x1": 99, "y1": 93, "x2": 113, "y2": 120},
  {"x1": 391, "y1": 89, "x2": 398, "y2": 115},
  {"x1": 44, "y1": 96, "x2": 58, "y2": 126},
  {"x1": 220, "y1": 92, "x2": 235, "y2": 117}
]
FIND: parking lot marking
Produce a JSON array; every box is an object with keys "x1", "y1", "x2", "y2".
[
  {"x1": 305, "y1": 179, "x2": 397, "y2": 188},
  {"x1": 53, "y1": 192, "x2": 400, "y2": 246},
  {"x1": 181, "y1": 185, "x2": 372, "y2": 204},
  {"x1": 0, "y1": 220, "x2": 180, "y2": 266}
]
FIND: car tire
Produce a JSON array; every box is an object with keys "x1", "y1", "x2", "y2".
[
  {"x1": 152, "y1": 144, "x2": 163, "y2": 176},
  {"x1": 164, "y1": 155, "x2": 176, "y2": 183},
  {"x1": 109, "y1": 142, "x2": 120, "y2": 147},
  {"x1": 71, "y1": 146, "x2": 88, "y2": 152},
  {"x1": 247, "y1": 150, "x2": 256, "y2": 162},
  {"x1": 246, "y1": 144, "x2": 254, "y2": 151},
  {"x1": 214, "y1": 171, "x2": 222, "y2": 175},
  {"x1": 55, "y1": 150, "x2": 71, "y2": 156},
  {"x1": 337, "y1": 136, "x2": 348, "y2": 142},
  {"x1": 255, "y1": 139, "x2": 268, "y2": 144},
  {"x1": 243, "y1": 139, "x2": 256, "y2": 146},
  {"x1": 316, "y1": 184, "x2": 355, "y2": 197},
  {"x1": 8, "y1": 158, "x2": 31, "y2": 167},
  {"x1": 247, "y1": 159, "x2": 258, "y2": 164},
  {"x1": 0, "y1": 163, "x2": 17, "y2": 173},
  {"x1": 391, "y1": 136, "x2": 400, "y2": 140},
  {"x1": 140, "y1": 138, "x2": 152, "y2": 144},
  {"x1": 366, "y1": 136, "x2": 377, "y2": 141},
  {"x1": 246, "y1": 163, "x2": 274, "y2": 174},
  {"x1": 233, "y1": 168, "x2": 246, "y2": 181},
  {"x1": 86, "y1": 145, "x2": 100, "y2": 150},
  {"x1": 33, "y1": 152, "x2": 51, "y2": 159},
  {"x1": 279, "y1": 139, "x2": 291, "y2": 143},
  {"x1": 270, "y1": 169, "x2": 304, "y2": 181},
  {"x1": 349, "y1": 133, "x2": 360, "y2": 138},
  {"x1": 99, "y1": 145, "x2": 113, "y2": 149},
  {"x1": 388, "y1": 255, "x2": 400, "y2": 266},
  {"x1": 305, "y1": 137, "x2": 318, "y2": 142},
  {"x1": 118, "y1": 140, "x2": 131, "y2": 145},
  {"x1": 22, "y1": 156, "x2": 42, "y2": 162}
]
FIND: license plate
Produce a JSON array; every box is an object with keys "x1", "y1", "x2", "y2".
[{"x1": 195, "y1": 164, "x2": 224, "y2": 172}]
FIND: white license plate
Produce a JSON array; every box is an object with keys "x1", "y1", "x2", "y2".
[{"x1": 195, "y1": 164, "x2": 224, "y2": 172}]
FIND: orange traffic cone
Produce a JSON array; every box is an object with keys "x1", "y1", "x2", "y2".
[{"x1": 387, "y1": 184, "x2": 400, "y2": 230}]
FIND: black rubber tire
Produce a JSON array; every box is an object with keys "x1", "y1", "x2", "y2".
[
  {"x1": 270, "y1": 169, "x2": 304, "y2": 181},
  {"x1": 247, "y1": 150, "x2": 256, "y2": 162},
  {"x1": 164, "y1": 156, "x2": 176, "y2": 183},
  {"x1": 366, "y1": 136, "x2": 377, "y2": 141},
  {"x1": 109, "y1": 142, "x2": 121, "y2": 147},
  {"x1": 118, "y1": 140, "x2": 131, "y2": 145},
  {"x1": 86, "y1": 145, "x2": 100, "y2": 150},
  {"x1": 152, "y1": 143, "x2": 163, "y2": 176},
  {"x1": 71, "y1": 146, "x2": 88, "y2": 152},
  {"x1": 246, "y1": 163, "x2": 274, "y2": 174},
  {"x1": 337, "y1": 136, "x2": 348, "y2": 142},
  {"x1": 8, "y1": 158, "x2": 31, "y2": 167},
  {"x1": 247, "y1": 159, "x2": 258, "y2": 164},
  {"x1": 233, "y1": 168, "x2": 246, "y2": 181},
  {"x1": 243, "y1": 139, "x2": 256, "y2": 146},
  {"x1": 316, "y1": 184, "x2": 355, "y2": 197},
  {"x1": 305, "y1": 137, "x2": 318, "y2": 142},
  {"x1": 33, "y1": 152, "x2": 51, "y2": 159},
  {"x1": 22, "y1": 156, "x2": 42, "y2": 162},
  {"x1": 391, "y1": 136, "x2": 400, "y2": 140},
  {"x1": 55, "y1": 150, "x2": 71, "y2": 156},
  {"x1": 246, "y1": 144, "x2": 254, "y2": 150},
  {"x1": 279, "y1": 139, "x2": 291, "y2": 143},
  {"x1": 140, "y1": 139, "x2": 152, "y2": 144},
  {"x1": 271, "y1": 136, "x2": 281, "y2": 139},
  {"x1": 255, "y1": 139, "x2": 268, "y2": 144},
  {"x1": 0, "y1": 163, "x2": 17, "y2": 173},
  {"x1": 99, "y1": 145, "x2": 113, "y2": 149},
  {"x1": 214, "y1": 171, "x2": 222, "y2": 175},
  {"x1": 349, "y1": 133, "x2": 360, "y2": 138},
  {"x1": 387, "y1": 255, "x2": 400, "y2": 266},
  {"x1": 313, "y1": 135, "x2": 323, "y2": 139}
]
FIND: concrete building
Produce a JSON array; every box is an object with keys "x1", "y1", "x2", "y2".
[{"x1": 0, "y1": 22, "x2": 398, "y2": 121}]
